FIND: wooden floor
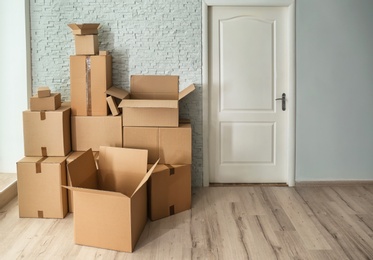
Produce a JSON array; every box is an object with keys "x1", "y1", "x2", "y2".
[{"x1": 1, "y1": 185, "x2": 373, "y2": 259}]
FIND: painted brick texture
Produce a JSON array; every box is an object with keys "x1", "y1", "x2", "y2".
[{"x1": 30, "y1": 0, "x2": 203, "y2": 186}]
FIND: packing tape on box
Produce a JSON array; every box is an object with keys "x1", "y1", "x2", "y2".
[
  {"x1": 86, "y1": 56, "x2": 92, "y2": 116},
  {"x1": 169, "y1": 205, "x2": 175, "y2": 216},
  {"x1": 40, "y1": 111, "x2": 46, "y2": 120},
  {"x1": 165, "y1": 164, "x2": 175, "y2": 176},
  {"x1": 35, "y1": 157, "x2": 47, "y2": 173},
  {"x1": 38, "y1": 211, "x2": 44, "y2": 218}
]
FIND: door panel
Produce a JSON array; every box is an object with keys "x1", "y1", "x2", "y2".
[{"x1": 209, "y1": 7, "x2": 289, "y2": 183}]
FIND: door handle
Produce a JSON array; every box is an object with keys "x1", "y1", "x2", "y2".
[{"x1": 276, "y1": 93, "x2": 286, "y2": 111}]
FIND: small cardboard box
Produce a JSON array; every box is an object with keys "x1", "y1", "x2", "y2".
[
  {"x1": 66, "y1": 151, "x2": 99, "y2": 213},
  {"x1": 68, "y1": 23, "x2": 100, "y2": 35},
  {"x1": 66, "y1": 147, "x2": 159, "y2": 252},
  {"x1": 147, "y1": 164, "x2": 191, "y2": 221},
  {"x1": 23, "y1": 103, "x2": 71, "y2": 156},
  {"x1": 106, "y1": 87, "x2": 130, "y2": 116},
  {"x1": 106, "y1": 96, "x2": 120, "y2": 116},
  {"x1": 123, "y1": 123, "x2": 192, "y2": 164},
  {"x1": 118, "y1": 75, "x2": 195, "y2": 127},
  {"x1": 37, "y1": 86, "x2": 51, "y2": 97},
  {"x1": 30, "y1": 93, "x2": 61, "y2": 111},
  {"x1": 71, "y1": 115, "x2": 122, "y2": 151},
  {"x1": 70, "y1": 53, "x2": 112, "y2": 116},
  {"x1": 74, "y1": 35, "x2": 99, "y2": 55},
  {"x1": 17, "y1": 156, "x2": 68, "y2": 218}
]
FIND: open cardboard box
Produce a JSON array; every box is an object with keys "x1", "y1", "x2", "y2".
[
  {"x1": 65, "y1": 147, "x2": 159, "y2": 252},
  {"x1": 118, "y1": 75, "x2": 195, "y2": 127}
]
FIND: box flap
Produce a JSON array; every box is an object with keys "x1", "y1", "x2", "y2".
[
  {"x1": 130, "y1": 75, "x2": 179, "y2": 100},
  {"x1": 68, "y1": 23, "x2": 100, "y2": 35},
  {"x1": 67, "y1": 149, "x2": 98, "y2": 189},
  {"x1": 106, "y1": 87, "x2": 130, "y2": 99},
  {"x1": 62, "y1": 186, "x2": 127, "y2": 198},
  {"x1": 179, "y1": 84, "x2": 195, "y2": 100},
  {"x1": 132, "y1": 159, "x2": 159, "y2": 197},
  {"x1": 99, "y1": 146, "x2": 148, "y2": 197},
  {"x1": 118, "y1": 99, "x2": 178, "y2": 109},
  {"x1": 17, "y1": 157, "x2": 44, "y2": 164}
]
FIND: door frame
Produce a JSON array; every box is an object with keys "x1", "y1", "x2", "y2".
[{"x1": 202, "y1": 0, "x2": 296, "y2": 186}]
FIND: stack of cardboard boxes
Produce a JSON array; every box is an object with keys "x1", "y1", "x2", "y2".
[
  {"x1": 17, "y1": 87, "x2": 70, "y2": 219},
  {"x1": 16, "y1": 23, "x2": 195, "y2": 253}
]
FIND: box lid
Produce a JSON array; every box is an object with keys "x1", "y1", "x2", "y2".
[
  {"x1": 179, "y1": 84, "x2": 195, "y2": 100},
  {"x1": 66, "y1": 147, "x2": 158, "y2": 198},
  {"x1": 106, "y1": 87, "x2": 130, "y2": 100},
  {"x1": 118, "y1": 99, "x2": 178, "y2": 109},
  {"x1": 130, "y1": 75, "x2": 179, "y2": 100},
  {"x1": 68, "y1": 23, "x2": 100, "y2": 35}
]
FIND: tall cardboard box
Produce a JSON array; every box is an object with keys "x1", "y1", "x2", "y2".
[
  {"x1": 23, "y1": 103, "x2": 71, "y2": 156},
  {"x1": 70, "y1": 53, "x2": 112, "y2": 116},
  {"x1": 118, "y1": 75, "x2": 195, "y2": 127},
  {"x1": 17, "y1": 156, "x2": 68, "y2": 219},
  {"x1": 66, "y1": 147, "x2": 158, "y2": 252},
  {"x1": 71, "y1": 115, "x2": 122, "y2": 151},
  {"x1": 66, "y1": 151, "x2": 99, "y2": 213},
  {"x1": 123, "y1": 123, "x2": 192, "y2": 164},
  {"x1": 147, "y1": 164, "x2": 191, "y2": 221}
]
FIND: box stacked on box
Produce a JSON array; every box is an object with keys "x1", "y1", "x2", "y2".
[{"x1": 18, "y1": 87, "x2": 71, "y2": 219}]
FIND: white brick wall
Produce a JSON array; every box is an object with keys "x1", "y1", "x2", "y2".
[{"x1": 30, "y1": 0, "x2": 203, "y2": 186}]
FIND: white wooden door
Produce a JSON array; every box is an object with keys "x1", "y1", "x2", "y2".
[{"x1": 209, "y1": 6, "x2": 290, "y2": 183}]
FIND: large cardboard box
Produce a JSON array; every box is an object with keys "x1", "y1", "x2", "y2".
[
  {"x1": 122, "y1": 123, "x2": 192, "y2": 164},
  {"x1": 66, "y1": 147, "x2": 158, "y2": 252},
  {"x1": 17, "y1": 156, "x2": 68, "y2": 218},
  {"x1": 147, "y1": 164, "x2": 191, "y2": 221},
  {"x1": 70, "y1": 53, "x2": 112, "y2": 116},
  {"x1": 23, "y1": 103, "x2": 71, "y2": 156},
  {"x1": 71, "y1": 115, "x2": 122, "y2": 151},
  {"x1": 118, "y1": 75, "x2": 195, "y2": 127},
  {"x1": 30, "y1": 93, "x2": 61, "y2": 111},
  {"x1": 66, "y1": 151, "x2": 99, "y2": 213}
]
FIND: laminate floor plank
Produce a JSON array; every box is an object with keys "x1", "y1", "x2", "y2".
[{"x1": 1, "y1": 186, "x2": 373, "y2": 259}]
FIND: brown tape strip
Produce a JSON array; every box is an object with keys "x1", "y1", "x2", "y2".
[
  {"x1": 35, "y1": 157, "x2": 47, "y2": 173},
  {"x1": 86, "y1": 56, "x2": 92, "y2": 116},
  {"x1": 38, "y1": 211, "x2": 44, "y2": 218},
  {"x1": 169, "y1": 205, "x2": 175, "y2": 216},
  {"x1": 40, "y1": 111, "x2": 46, "y2": 120},
  {"x1": 165, "y1": 164, "x2": 175, "y2": 175},
  {"x1": 41, "y1": 147, "x2": 47, "y2": 157}
]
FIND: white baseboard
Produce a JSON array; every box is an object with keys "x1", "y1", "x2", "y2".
[
  {"x1": 0, "y1": 180, "x2": 17, "y2": 209},
  {"x1": 295, "y1": 180, "x2": 373, "y2": 187}
]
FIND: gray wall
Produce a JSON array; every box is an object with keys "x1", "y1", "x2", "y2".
[
  {"x1": 30, "y1": 0, "x2": 373, "y2": 184},
  {"x1": 296, "y1": 0, "x2": 373, "y2": 181}
]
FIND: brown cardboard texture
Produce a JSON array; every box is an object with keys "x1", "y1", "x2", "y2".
[
  {"x1": 71, "y1": 115, "x2": 122, "y2": 151},
  {"x1": 66, "y1": 151, "x2": 99, "y2": 212},
  {"x1": 106, "y1": 86, "x2": 130, "y2": 100},
  {"x1": 30, "y1": 93, "x2": 61, "y2": 111},
  {"x1": 17, "y1": 156, "x2": 68, "y2": 218},
  {"x1": 106, "y1": 96, "x2": 120, "y2": 116},
  {"x1": 74, "y1": 35, "x2": 98, "y2": 55},
  {"x1": 68, "y1": 23, "x2": 100, "y2": 35},
  {"x1": 37, "y1": 86, "x2": 51, "y2": 97},
  {"x1": 119, "y1": 75, "x2": 195, "y2": 127},
  {"x1": 147, "y1": 164, "x2": 191, "y2": 221},
  {"x1": 123, "y1": 123, "x2": 192, "y2": 164},
  {"x1": 23, "y1": 103, "x2": 71, "y2": 156},
  {"x1": 70, "y1": 55, "x2": 112, "y2": 116},
  {"x1": 66, "y1": 147, "x2": 159, "y2": 252}
]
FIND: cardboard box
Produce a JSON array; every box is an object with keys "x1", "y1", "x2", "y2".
[
  {"x1": 23, "y1": 103, "x2": 71, "y2": 156},
  {"x1": 68, "y1": 23, "x2": 100, "y2": 35},
  {"x1": 66, "y1": 151, "x2": 99, "y2": 213},
  {"x1": 65, "y1": 147, "x2": 159, "y2": 252},
  {"x1": 37, "y1": 86, "x2": 51, "y2": 97},
  {"x1": 70, "y1": 54, "x2": 112, "y2": 116},
  {"x1": 71, "y1": 115, "x2": 122, "y2": 151},
  {"x1": 74, "y1": 35, "x2": 98, "y2": 55},
  {"x1": 106, "y1": 96, "x2": 120, "y2": 116},
  {"x1": 17, "y1": 156, "x2": 68, "y2": 218},
  {"x1": 118, "y1": 75, "x2": 195, "y2": 127},
  {"x1": 148, "y1": 164, "x2": 191, "y2": 221},
  {"x1": 30, "y1": 93, "x2": 61, "y2": 111},
  {"x1": 123, "y1": 123, "x2": 192, "y2": 164}
]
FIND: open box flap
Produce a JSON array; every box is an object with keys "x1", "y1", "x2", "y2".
[
  {"x1": 106, "y1": 87, "x2": 130, "y2": 100},
  {"x1": 130, "y1": 75, "x2": 179, "y2": 100},
  {"x1": 131, "y1": 159, "x2": 160, "y2": 197},
  {"x1": 118, "y1": 99, "x2": 178, "y2": 109},
  {"x1": 68, "y1": 23, "x2": 100, "y2": 35},
  {"x1": 62, "y1": 185, "x2": 128, "y2": 198},
  {"x1": 67, "y1": 149, "x2": 98, "y2": 189},
  {"x1": 179, "y1": 84, "x2": 195, "y2": 100}
]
